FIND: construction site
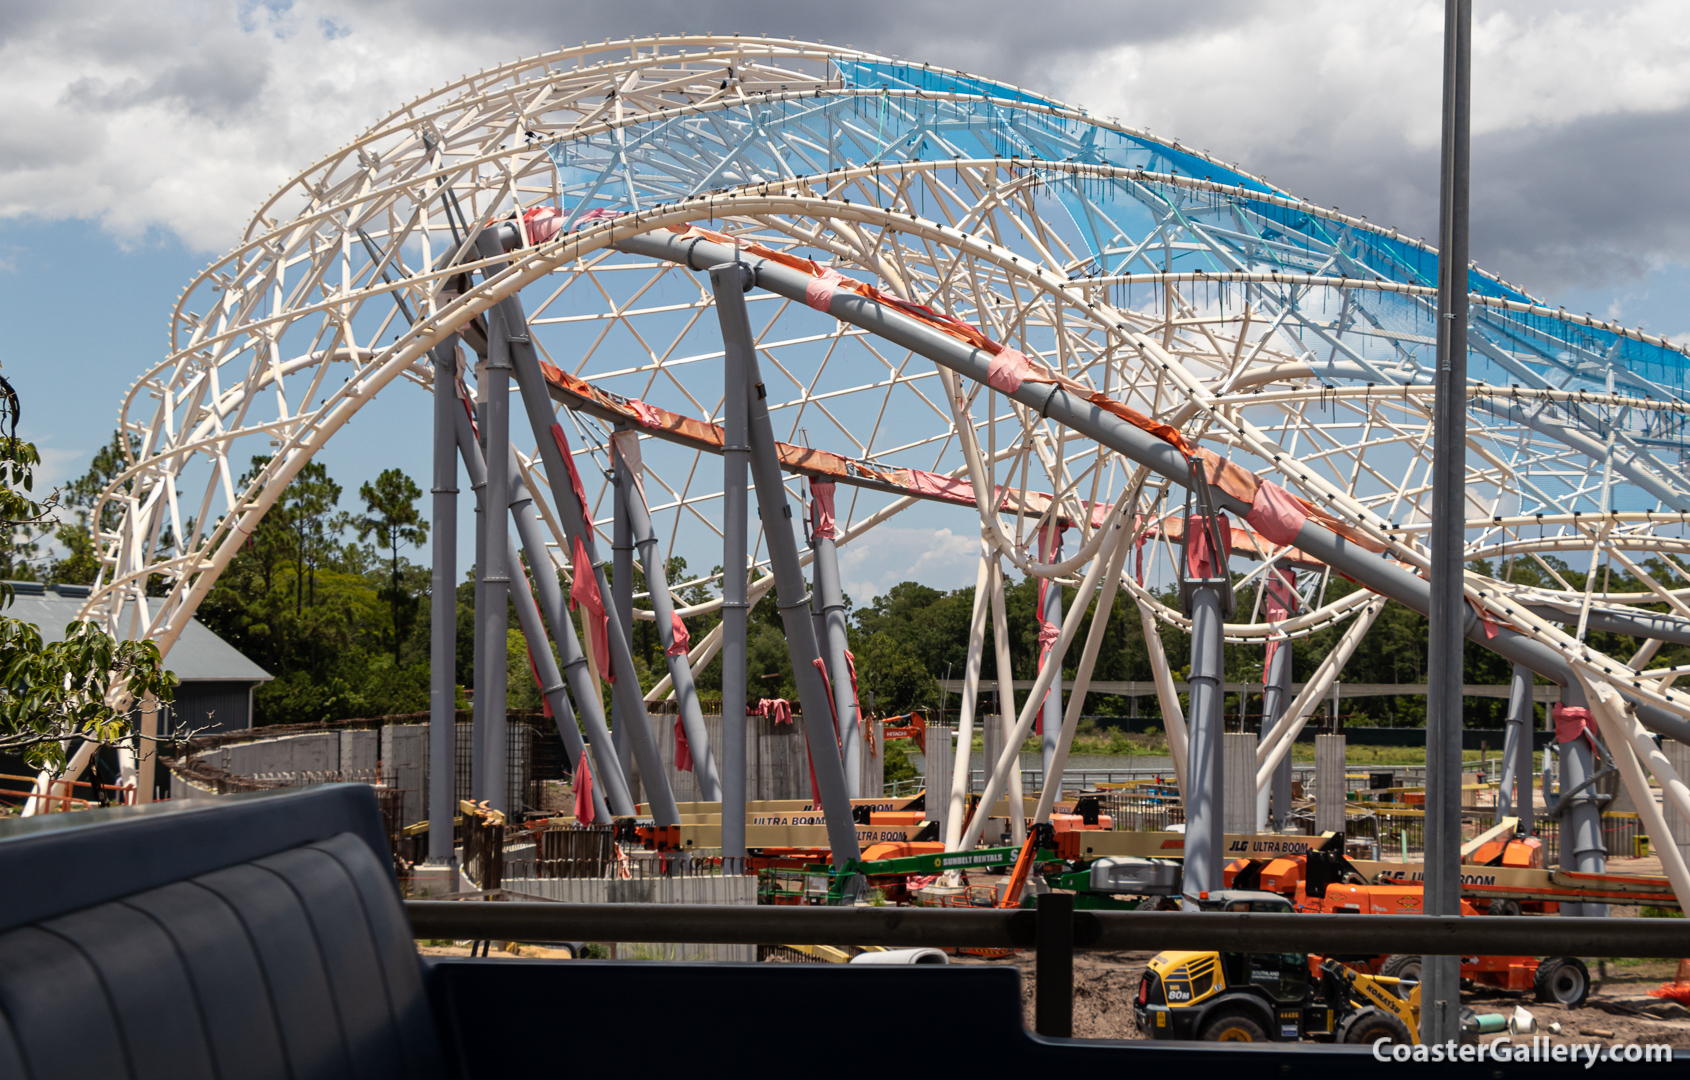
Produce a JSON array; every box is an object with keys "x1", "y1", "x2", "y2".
[{"x1": 13, "y1": 20, "x2": 1690, "y2": 1066}]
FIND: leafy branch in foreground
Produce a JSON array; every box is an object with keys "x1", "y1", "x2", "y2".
[{"x1": 0, "y1": 616, "x2": 179, "y2": 769}]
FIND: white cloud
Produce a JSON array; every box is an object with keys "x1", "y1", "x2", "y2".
[{"x1": 837, "y1": 525, "x2": 978, "y2": 601}]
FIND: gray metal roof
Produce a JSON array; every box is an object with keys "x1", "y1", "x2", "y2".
[{"x1": 4, "y1": 584, "x2": 272, "y2": 684}]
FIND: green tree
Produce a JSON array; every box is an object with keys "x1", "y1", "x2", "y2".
[
  {"x1": 0, "y1": 377, "x2": 177, "y2": 768},
  {"x1": 354, "y1": 468, "x2": 429, "y2": 663}
]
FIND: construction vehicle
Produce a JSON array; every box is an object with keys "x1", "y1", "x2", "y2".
[
  {"x1": 1224, "y1": 833, "x2": 1591, "y2": 1006},
  {"x1": 1136, "y1": 946, "x2": 1425, "y2": 1044}
]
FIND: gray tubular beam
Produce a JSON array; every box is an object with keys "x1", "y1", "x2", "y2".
[
  {"x1": 1527, "y1": 604, "x2": 1690, "y2": 647},
  {"x1": 1261, "y1": 632, "x2": 1293, "y2": 831},
  {"x1": 710, "y1": 261, "x2": 859, "y2": 866},
  {"x1": 1040, "y1": 566, "x2": 1063, "y2": 777},
  {"x1": 501, "y1": 440, "x2": 635, "y2": 814},
  {"x1": 470, "y1": 390, "x2": 489, "y2": 803},
  {"x1": 613, "y1": 231, "x2": 1690, "y2": 747},
  {"x1": 478, "y1": 309, "x2": 513, "y2": 814},
  {"x1": 1516, "y1": 669, "x2": 1536, "y2": 835},
  {"x1": 1498, "y1": 664, "x2": 1531, "y2": 823},
  {"x1": 1558, "y1": 682, "x2": 1608, "y2": 917},
  {"x1": 616, "y1": 438, "x2": 722, "y2": 800},
  {"x1": 810, "y1": 508, "x2": 860, "y2": 798},
  {"x1": 611, "y1": 445, "x2": 637, "y2": 796},
  {"x1": 484, "y1": 263, "x2": 680, "y2": 826},
  {"x1": 453, "y1": 412, "x2": 623, "y2": 818},
  {"x1": 427, "y1": 343, "x2": 460, "y2": 865},
  {"x1": 1183, "y1": 587, "x2": 1226, "y2": 908},
  {"x1": 721, "y1": 290, "x2": 752, "y2": 858}
]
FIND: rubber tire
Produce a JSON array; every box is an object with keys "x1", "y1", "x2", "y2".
[
  {"x1": 1534, "y1": 957, "x2": 1591, "y2": 1007},
  {"x1": 1488, "y1": 899, "x2": 1523, "y2": 917},
  {"x1": 1380, "y1": 954, "x2": 1423, "y2": 1001},
  {"x1": 1339, "y1": 1007, "x2": 1412, "y2": 1046},
  {"x1": 1200, "y1": 1008, "x2": 1269, "y2": 1042}
]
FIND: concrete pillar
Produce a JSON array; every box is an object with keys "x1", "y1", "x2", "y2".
[
  {"x1": 1315, "y1": 731, "x2": 1347, "y2": 835},
  {"x1": 1223, "y1": 729, "x2": 1258, "y2": 834}
]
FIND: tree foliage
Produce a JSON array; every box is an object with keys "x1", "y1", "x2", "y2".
[{"x1": 0, "y1": 385, "x2": 176, "y2": 769}]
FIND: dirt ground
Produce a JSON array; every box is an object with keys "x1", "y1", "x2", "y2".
[{"x1": 959, "y1": 950, "x2": 1690, "y2": 1047}]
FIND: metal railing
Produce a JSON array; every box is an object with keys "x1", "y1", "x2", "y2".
[{"x1": 406, "y1": 900, "x2": 1690, "y2": 1038}]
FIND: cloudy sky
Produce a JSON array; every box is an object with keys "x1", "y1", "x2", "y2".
[{"x1": 4, "y1": 0, "x2": 1688, "y2": 598}]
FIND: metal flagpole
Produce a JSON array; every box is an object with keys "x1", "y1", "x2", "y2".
[
  {"x1": 1424, "y1": 0, "x2": 1472, "y2": 1042},
  {"x1": 710, "y1": 260, "x2": 859, "y2": 868}
]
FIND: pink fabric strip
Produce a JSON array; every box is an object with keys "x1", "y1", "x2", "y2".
[
  {"x1": 1184, "y1": 515, "x2": 1233, "y2": 578},
  {"x1": 810, "y1": 479, "x2": 837, "y2": 540},
  {"x1": 626, "y1": 399, "x2": 665, "y2": 428},
  {"x1": 666, "y1": 612, "x2": 691, "y2": 657},
  {"x1": 1245, "y1": 480, "x2": 1308, "y2": 547},
  {"x1": 1468, "y1": 599, "x2": 1500, "y2": 639},
  {"x1": 573, "y1": 751, "x2": 595, "y2": 823},
  {"x1": 550, "y1": 423, "x2": 594, "y2": 537},
  {"x1": 987, "y1": 348, "x2": 1032, "y2": 394},
  {"x1": 569, "y1": 535, "x2": 613, "y2": 683},
  {"x1": 522, "y1": 206, "x2": 564, "y2": 246},
  {"x1": 906, "y1": 469, "x2": 974, "y2": 501},
  {"x1": 673, "y1": 717, "x2": 694, "y2": 773},
  {"x1": 1553, "y1": 704, "x2": 1599, "y2": 753},
  {"x1": 805, "y1": 268, "x2": 846, "y2": 312}
]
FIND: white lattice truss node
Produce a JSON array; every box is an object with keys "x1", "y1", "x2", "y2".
[{"x1": 50, "y1": 37, "x2": 1690, "y2": 841}]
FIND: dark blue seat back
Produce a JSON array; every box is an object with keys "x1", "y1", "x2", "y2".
[{"x1": 0, "y1": 785, "x2": 444, "y2": 1080}]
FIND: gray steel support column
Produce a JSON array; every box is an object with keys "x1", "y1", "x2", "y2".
[
  {"x1": 809, "y1": 498, "x2": 860, "y2": 798},
  {"x1": 1183, "y1": 587, "x2": 1226, "y2": 909},
  {"x1": 1261, "y1": 635, "x2": 1294, "y2": 831},
  {"x1": 477, "y1": 310, "x2": 513, "y2": 814},
  {"x1": 452, "y1": 403, "x2": 630, "y2": 817},
  {"x1": 427, "y1": 342, "x2": 459, "y2": 865},
  {"x1": 481, "y1": 244, "x2": 680, "y2": 825},
  {"x1": 1516, "y1": 675, "x2": 1536, "y2": 835},
  {"x1": 1424, "y1": 0, "x2": 1471, "y2": 1043},
  {"x1": 721, "y1": 296, "x2": 752, "y2": 859},
  {"x1": 503, "y1": 449, "x2": 634, "y2": 815},
  {"x1": 711, "y1": 261, "x2": 859, "y2": 867},
  {"x1": 1039, "y1": 570, "x2": 1063, "y2": 777},
  {"x1": 1558, "y1": 682, "x2": 1608, "y2": 917},
  {"x1": 1498, "y1": 664, "x2": 1532, "y2": 824},
  {"x1": 470, "y1": 390, "x2": 488, "y2": 803},
  {"x1": 616, "y1": 437, "x2": 722, "y2": 800},
  {"x1": 611, "y1": 449, "x2": 637, "y2": 797}
]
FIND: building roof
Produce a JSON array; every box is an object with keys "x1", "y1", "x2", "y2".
[{"x1": 4, "y1": 583, "x2": 272, "y2": 684}]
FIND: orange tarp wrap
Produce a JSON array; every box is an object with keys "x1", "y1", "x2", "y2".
[{"x1": 1145, "y1": 514, "x2": 1321, "y2": 569}]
